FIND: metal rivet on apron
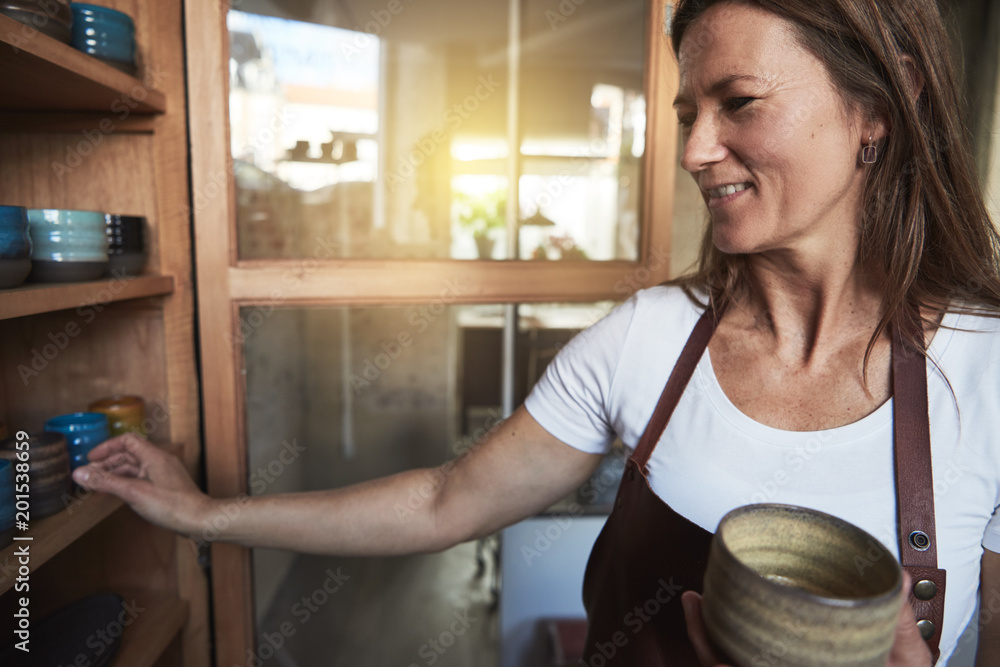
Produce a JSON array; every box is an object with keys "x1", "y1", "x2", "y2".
[
  {"x1": 628, "y1": 469, "x2": 635, "y2": 482},
  {"x1": 913, "y1": 579, "x2": 937, "y2": 601},
  {"x1": 916, "y1": 619, "x2": 936, "y2": 640},
  {"x1": 616, "y1": 496, "x2": 623, "y2": 509},
  {"x1": 908, "y1": 530, "x2": 931, "y2": 551}
]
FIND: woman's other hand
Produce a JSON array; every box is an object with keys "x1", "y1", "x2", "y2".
[
  {"x1": 681, "y1": 571, "x2": 932, "y2": 667},
  {"x1": 71, "y1": 434, "x2": 212, "y2": 538}
]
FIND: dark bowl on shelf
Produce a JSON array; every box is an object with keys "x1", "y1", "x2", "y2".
[
  {"x1": 0, "y1": 432, "x2": 73, "y2": 519},
  {"x1": 0, "y1": 205, "x2": 31, "y2": 257},
  {"x1": 0, "y1": 593, "x2": 126, "y2": 667},
  {"x1": 0, "y1": 257, "x2": 31, "y2": 288},
  {"x1": 0, "y1": 0, "x2": 73, "y2": 43},
  {"x1": 30, "y1": 258, "x2": 109, "y2": 282},
  {"x1": 105, "y1": 214, "x2": 147, "y2": 276}
]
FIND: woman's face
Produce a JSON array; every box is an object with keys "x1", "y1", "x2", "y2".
[{"x1": 674, "y1": 3, "x2": 871, "y2": 257}]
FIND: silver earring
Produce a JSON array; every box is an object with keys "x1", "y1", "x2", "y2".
[{"x1": 862, "y1": 135, "x2": 878, "y2": 164}]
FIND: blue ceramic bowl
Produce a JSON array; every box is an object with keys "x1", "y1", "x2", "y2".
[
  {"x1": 70, "y1": 3, "x2": 135, "y2": 69},
  {"x1": 44, "y1": 412, "x2": 109, "y2": 471},
  {"x1": 0, "y1": 206, "x2": 31, "y2": 259},
  {"x1": 27, "y1": 209, "x2": 109, "y2": 261}
]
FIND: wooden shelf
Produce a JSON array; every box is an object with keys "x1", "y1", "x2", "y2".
[
  {"x1": 0, "y1": 14, "x2": 166, "y2": 113},
  {"x1": 112, "y1": 597, "x2": 189, "y2": 667},
  {"x1": 0, "y1": 492, "x2": 125, "y2": 596},
  {"x1": 0, "y1": 274, "x2": 174, "y2": 320}
]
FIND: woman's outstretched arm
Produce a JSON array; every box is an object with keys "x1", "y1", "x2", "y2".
[{"x1": 71, "y1": 405, "x2": 604, "y2": 556}]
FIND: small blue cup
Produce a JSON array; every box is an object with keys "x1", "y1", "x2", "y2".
[
  {"x1": 0, "y1": 206, "x2": 31, "y2": 259},
  {"x1": 44, "y1": 412, "x2": 110, "y2": 471},
  {"x1": 70, "y1": 3, "x2": 136, "y2": 69}
]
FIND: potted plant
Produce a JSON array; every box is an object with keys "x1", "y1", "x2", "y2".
[{"x1": 455, "y1": 190, "x2": 506, "y2": 259}]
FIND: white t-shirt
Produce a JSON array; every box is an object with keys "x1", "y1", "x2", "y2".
[{"x1": 524, "y1": 285, "x2": 1000, "y2": 664}]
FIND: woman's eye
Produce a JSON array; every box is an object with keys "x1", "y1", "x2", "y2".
[{"x1": 725, "y1": 97, "x2": 754, "y2": 111}]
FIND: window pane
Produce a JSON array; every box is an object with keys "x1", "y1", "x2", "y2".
[
  {"x1": 239, "y1": 299, "x2": 614, "y2": 662},
  {"x1": 516, "y1": 0, "x2": 646, "y2": 261},
  {"x1": 228, "y1": 0, "x2": 644, "y2": 261}
]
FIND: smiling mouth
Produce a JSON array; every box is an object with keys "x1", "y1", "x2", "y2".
[{"x1": 707, "y1": 183, "x2": 752, "y2": 199}]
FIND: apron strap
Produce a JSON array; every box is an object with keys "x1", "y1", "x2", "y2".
[
  {"x1": 892, "y1": 311, "x2": 946, "y2": 661},
  {"x1": 633, "y1": 302, "x2": 723, "y2": 471}
]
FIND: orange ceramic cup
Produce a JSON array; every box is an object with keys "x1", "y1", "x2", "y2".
[{"x1": 87, "y1": 395, "x2": 146, "y2": 437}]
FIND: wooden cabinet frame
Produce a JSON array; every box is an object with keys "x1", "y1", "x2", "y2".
[{"x1": 185, "y1": 1, "x2": 680, "y2": 663}]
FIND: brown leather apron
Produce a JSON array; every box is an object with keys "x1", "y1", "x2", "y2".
[{"x1": 580, "y1": 305, "x2": 946, "y2": 665}]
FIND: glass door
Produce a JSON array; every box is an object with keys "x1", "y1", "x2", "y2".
[{"x1": 185, "y1": 0, "x2": 680, "y2": 663}]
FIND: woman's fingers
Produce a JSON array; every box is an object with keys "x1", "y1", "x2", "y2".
[
  {"x1": 887, "y1": 572, "x2": 933, "y2": 667},
  {"x1": 84, "y1": 433, "x2": 157, "y2": 464},
  {"x1": 682, "y1": 591, "x2": 730, "y2": 667}
]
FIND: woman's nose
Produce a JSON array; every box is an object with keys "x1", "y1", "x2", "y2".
[{"x1": 679, "y1": 116, "x2": 727, "y2": 174}]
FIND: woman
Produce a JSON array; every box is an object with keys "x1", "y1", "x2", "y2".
[{"x1": 74, "y1": 0, "x2": 1000, "y2": 664}]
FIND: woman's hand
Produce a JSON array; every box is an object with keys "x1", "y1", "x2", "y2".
[
  {"x1": 681, "y1": 572, "x2": 933, "y2": 667},
  {"x1": 71, "y1": 434, "x2": 212, "y2": 538}
]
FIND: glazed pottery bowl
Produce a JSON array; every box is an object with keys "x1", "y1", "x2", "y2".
[
  {"x1": 88, "y1": 394, "x2": 145, "y2": 436},
  {"x1": 0, "y1": 432, "x2": 72, "y2": 519},
  {"x1": 104, "y1": 214, "x2": 146, "y2": 276},
  {"x1": 27, "y1": 208, "x2": 109, "y2": 282},
  {"x1": 0, "y1": 0, "x2": 73, "y2": 43},
  {"x1": 70, "y1": 3, "x2": 135, "y2": 73},
  {"x1": 702, "y1": 504, "x2": 903, "y2": 667},
  {"x1": 0, "y1": 206, "x2": 32, "y2": 288},
  {"x1": 44, "y1": 412, "x2": 109, "y2": 471}
]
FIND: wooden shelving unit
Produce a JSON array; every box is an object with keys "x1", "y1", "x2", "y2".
[
  {"x1": 0, "y1": 493, "x2": 125, "y2": 596},
  {"x1": 0, "y1": 14, "x2": 165, "y2": 113},
  {"x1": 0, "y1": 275, "x2": 174, "y2": 320},
  {"x1": 0, "y1": 1, "x2": 207, "y2": 665}
]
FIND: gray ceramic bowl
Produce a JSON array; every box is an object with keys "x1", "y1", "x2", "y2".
[{"x1": 702, "y1": 504, "x2": 903, "y2": 667}]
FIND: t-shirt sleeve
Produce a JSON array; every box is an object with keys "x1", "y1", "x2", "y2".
[
  {"x1": 984, "y1": 506, "x2": 1000, "y2": 553},
  {"x1": 523, "y1": 295, "x2": 637, "y2": 455}
]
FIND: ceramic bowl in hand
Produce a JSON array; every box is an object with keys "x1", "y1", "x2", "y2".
[{"x1": 701, "y1": 504, "x2": 903, "y2": 667}]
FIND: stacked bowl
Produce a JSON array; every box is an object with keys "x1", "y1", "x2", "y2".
[
  {"x1": 0, "y1": 0, "x2": 73, "y2": 43},
  {"x1": 70, "y1": 3, "x2": 136, "y2": 74},
  {"x1": 0, "y1": 205, "x2": 32, "y2": 288},
  {"x1": 0, "y1": 460, "x2": 14, "y2": 549},
  {"x1": 105, "y1": 215, "x2": 146, "y2": 276},
  {"x1": 44, "y1": 412, "x2": 109, "y2": 471},
  {"x1": 0, "y1": 433, "x2": 73, "y2": 519},
  {"x1": 27, "y1": 209, "x2": 109, "y2": 282}
]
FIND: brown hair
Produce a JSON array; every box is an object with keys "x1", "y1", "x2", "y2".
[{"x1": 668, "y1": 0, "x2": 1000, "y2": 355}]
